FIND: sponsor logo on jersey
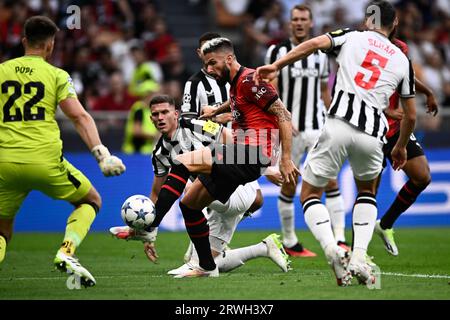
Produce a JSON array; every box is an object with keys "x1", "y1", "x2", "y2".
[{"x1": 290, "y1": 67, "x2": 319, "y2": 78}]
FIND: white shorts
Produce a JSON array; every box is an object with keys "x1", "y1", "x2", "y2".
[
  {"x1": 206, "y1": 180, "x2": 260, "y2": 251},
  {"x1": 291, "y1": 130, "x2": 322, "y2": 167},
  {"x1": 302, "y1": 117, "x2": 384, "y2": 187}
]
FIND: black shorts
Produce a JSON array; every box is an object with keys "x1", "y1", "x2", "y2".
[
  {"x1": 382, "y1": 131, "x2": 425, "y2": 168},
  {"x1": 198, "y1": 144, "x2": 270, "y2": 203}
]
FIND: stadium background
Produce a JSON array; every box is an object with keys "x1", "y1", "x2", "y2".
[{"x1": 1, "y1": 0, "x2": 449, "y2": 232}]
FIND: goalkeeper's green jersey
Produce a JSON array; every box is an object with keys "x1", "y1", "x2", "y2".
[{"x1": 0, "y1": 55, "x2": 77, "y2": 163}]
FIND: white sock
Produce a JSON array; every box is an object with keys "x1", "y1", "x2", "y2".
[
  {"x1": 278, "y1": 193, "x2": 298, "y2": 247},
  {"x1": 215, "y1": 243, "x2": 267, "y2": 272},
  {"x1": 303, "y1": 198, "x2": 336, "y2": 251},
  {"x1": 351, "y1": 193, "x2": 377, "y2": 265},
  {"x1": 326, "y1": 190, "x2": 346, "y2": 243}
]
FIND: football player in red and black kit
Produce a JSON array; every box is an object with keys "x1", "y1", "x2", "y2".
[
  {"x1": 374, "y1": 37, "x2": 439, "y2": 256},
  {"x1": 144, "y1": 37, "x2": 300, "y2": 277}
]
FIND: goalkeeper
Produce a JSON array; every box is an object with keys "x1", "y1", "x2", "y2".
[{"x1": 0, "y1": 16, "x2": 125, "y2": 287}]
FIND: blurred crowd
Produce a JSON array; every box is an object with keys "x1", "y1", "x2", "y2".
[
  {"x1": 0, "y1": 0, "x2": 449, "y2": 148},
  {"x1": 216, "y1": 0, "x2": 450, "y2": 111},
  {"x1": 0, "y1": 0, "x2": 191, "y2": 111}
]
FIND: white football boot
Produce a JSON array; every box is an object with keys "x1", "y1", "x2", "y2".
[
  {"x1": 262, "y1": 233, "x2": 291, "y2": 272},
  {"x1": 54, "y1": 251, "x2": 96, "y2": 287},
  {"x1": 109, "y1": 226, "x2": 157, "y2": 242},
  {"x1": 326, "y1": 245, "x2": 352, "y2": 286},
  {"x1": 173, "y1": 265, "x2": 219, "y2": 278}
]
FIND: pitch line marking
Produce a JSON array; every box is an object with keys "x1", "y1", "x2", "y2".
[{"x1": 381, "y1": 272, "x2": 450, "y2": 279}]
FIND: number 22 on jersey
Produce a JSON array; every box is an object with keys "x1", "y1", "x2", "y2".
[
  {"x1": 354, "y1": 50, "x2": 389, "y2": 90},
  {"x1": 1, "y1": 80, "x2": 45, "y2": 122}
]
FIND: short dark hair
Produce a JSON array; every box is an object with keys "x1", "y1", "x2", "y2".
[
  {"x1": 365, "y1": 0, "x2": 396, "y2": 29},
  {"x1": 149, "y1": 94, "x2": 177, "y2": 109},
  {"x1": 291, "y1": 4, "x2": 313, "y2": 21},
  {"x1": 201, "y1": 37, "x2": 234, "y2": 56},
  {"x1": 198, "y1": 32, "x2": 222, "y2": 48},
  {"x1": 24, "y1": 16, "x2": 59, "y2": 46}
]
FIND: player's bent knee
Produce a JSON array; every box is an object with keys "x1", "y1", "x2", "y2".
[
  {"x1": 325, "y1": 179, "x2": 339, "y2": 191},
  {"x1": 0, "y1": 218, "x2": 14, "y2": 242},
  {"x1": 280, "y1": 183, "x2": 296, "y2": 196},
  {"x1": 74, "y1": 188, "x2": 102, "y2": 213},
  {"x1": 411, "y1": 174, "x2": 431, "y2": 189},
  {"x1": 248, "y1": 190, "x2": 264, "y2": 212}
]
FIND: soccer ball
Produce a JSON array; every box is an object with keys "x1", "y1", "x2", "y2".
[{"x1": 120, "y1": 195, "x2": 156, "y2": 230}]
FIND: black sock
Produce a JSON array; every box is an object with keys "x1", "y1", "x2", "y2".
[
  {"x1": 148, "y1": 163, "x2": 190, "y2": 229},
  {"x1": 179, "y1": 202, "x2": 216, "y2": 271},
  {"x1": 380, "y1": 180, "x2": 429, "y2": 229}
]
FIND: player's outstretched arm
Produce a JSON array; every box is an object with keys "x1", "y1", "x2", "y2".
[
  {"x1": 254, "y1": 35, "x2": 331, "y2": 84},
  {"x1": 266, "y1": 98, "x2": 300, "y2": 185},
  {"x1": 199, "y1": 100, "x2": 231, "y2": 120},
  {"x1": 392, "y1": 97, "x2": 417, "y2": 170},
  {"x1": 59, "y1": 97, "x2": 126, "y2": 176}
]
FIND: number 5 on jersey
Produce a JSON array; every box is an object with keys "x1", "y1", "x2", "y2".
[
  {"x1": 354, "y1": 50, "x2": 389, "y2": 90},
  {"x1": 1, "y1": 80, "x2": 45, "y2": 122}
]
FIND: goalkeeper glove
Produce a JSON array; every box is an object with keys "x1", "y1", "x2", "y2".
[{"x1": 91, "y1": 144, "x2": 126, "y2": 177}]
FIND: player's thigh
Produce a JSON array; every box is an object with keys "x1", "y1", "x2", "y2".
[
  {"x1": 401, "y1": 136, "x2": 430, "y2": 185},
  {"x1": 302, "y1": 119, "x2": 348, "y2": 188},
  {"x1": 34, "y1": 159, "x2": 92, "y2": 204},
  {"x1": 174, "y1": 147, "x2": 213, "y2": 174},
  {"x1": 0, "y1": 163, "x2": 31, "y2": 219},
  {"x1": 181, "y1": 178, "x2": 215, "y2": 210},
  {"x1": 348, "y1": 131, "x2": 384, "y2": 183}
]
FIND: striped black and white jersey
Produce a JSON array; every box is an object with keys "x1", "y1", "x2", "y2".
[
  {"x1": 181, "y1": 69, "x2": 230, "y2": 117},
  {"x1": 323, "y1": 29, "x2": 415, "y2": 142},
  {"x1": 265, "y1": 39, "x2": 330, "y2": 132},
  {"x1": 152, "y1": 118, "x2": 223, "y2": 177}
]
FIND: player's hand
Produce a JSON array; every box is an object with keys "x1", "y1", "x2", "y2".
[
  {"x1": 264, "y1": 166, "x2": 284, "y2": 186},
  {"x1": 384, "y1": 107, "x2": 403, "y2": 120},
  {"x1": 144, "y1": 242, "x2": 158, "y2": 263},
  {"x1": 279, "y1": 158, "x2": 300, "y2": 185},
  {"x1": 199, "y1": 105, "x2": 216, "y2": 120},
  {"x1": 254, "y1": 64, "x2": 278, "y2": 85},
  {"x1": 426, "y1": 94, "x2": 438, "y2": 116},
  {"x1": 391, "y1": 145, "x2": 407, "y2": 171},
  {"x1": 91, "y1": 144, "x2": 126, "y2": 177}
]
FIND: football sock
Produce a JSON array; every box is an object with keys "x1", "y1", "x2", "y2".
[
  {"x1": 303, "y1": 197, "x2": 336, "y2": 251},
  {"x1": 150, "y1": 163, "x2": 190, "y2": 228},
  {"x1": 215, "y1": 243, "x2": 267, "y2": 272},
  {"x1": 60, "y1": 203, "x2": 96, "y2": 256},
  {"x1": 0, "y1": 235, "x2": 6, "y2": 263},
  {"x1": 278, "y1": 192, "x2": 298, "y2": 247},
  {"x1": 325, "y1": 189, "x2": 346, "y2": 243},
  {"x1": 380, "y1": 180, "x2": 428, "y2": 230},
  {"x1": 180, "y1": 202, "x2": 216, "y2": 271},
  {"x1": 351, "y1": 193, "x2": 377, "y2": 264}
]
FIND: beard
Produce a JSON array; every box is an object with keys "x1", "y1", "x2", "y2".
[
  {"x1": 216, "y1": 66, "x2": 231, "y2": 86},
  {"x1": 388, "y1": 25, "x2": 398, "y2": 40}
]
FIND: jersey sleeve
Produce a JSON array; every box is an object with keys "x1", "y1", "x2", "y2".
[
  {"x1": 242, "y1": 72, "x2": 279, "y2": 111},
  {"x1": 183, "y1": 118, "x2": 223, "y2": 142},
  {"x1": 322, "y1": 28, "x2": 353, "y2": 56},
  {"x1": 398, "y1": 58, "x2": 415, "y2": 98},
  {"x1": 151, "y1": 138, "x2": 170, "y2": 177},
  {"x1": 265, "y1": 44, "x2": 277, "y2": 65},
  {"x1": 320, "y1": 54, "x2": 330, "y2": 82},
  {"x1": 56, "y1": 69, "x2": 77, "y2": 103}
]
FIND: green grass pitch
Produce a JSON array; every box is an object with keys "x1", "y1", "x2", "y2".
[{"x1": 0, "y1": 228, "x2": 449, "y2": 300}]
